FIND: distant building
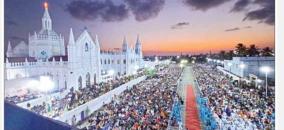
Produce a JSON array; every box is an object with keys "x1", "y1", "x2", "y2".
[{"x1": 223, "y1": 57, "x2": 275, "y2": 80}]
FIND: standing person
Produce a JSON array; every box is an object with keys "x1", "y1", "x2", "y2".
[{"x1": 72, "y1": 115, "x2": 77, "y2": 126}]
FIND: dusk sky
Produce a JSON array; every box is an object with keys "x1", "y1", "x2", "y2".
[{"x1": 5, "y1": 0, "x2": 275, "y2": 56}]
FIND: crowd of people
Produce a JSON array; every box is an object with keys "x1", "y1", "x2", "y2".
[
  {"x1": 193, "y1": 64, "x2": 275, "y2": 130},
  {"x1": 76, "y1": 65, "x2": 182, "y2": 130},
  {"x1": 5, "y1": 92, "x2": 41, "y2": 104},
  {"x1": 23, "y1": 72, "x2": 145, "y2": 118}
]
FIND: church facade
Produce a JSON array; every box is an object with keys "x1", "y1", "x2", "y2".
[{"x1": 4, "y1": 4, "x2": 144, "y2": 93}]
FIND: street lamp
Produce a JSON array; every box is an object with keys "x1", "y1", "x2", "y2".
[
  {"x1": 228, "y1": 62, "x2": 232, "y2": 72},
  {"x1": 260, "y1": 66, "x2": 271, "y2": 97},
  {"x1": 108, "y1": 70, "x2": 115, "y2": 76},
  {"x1": 238, "y1": 63, "x2": 246, "y2": 87}
]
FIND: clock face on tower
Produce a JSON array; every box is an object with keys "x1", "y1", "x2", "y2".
[{"x1": 40, "y1": 50, "x2": 48, "y2": 58}]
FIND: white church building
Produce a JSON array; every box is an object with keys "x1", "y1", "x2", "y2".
[{"x1": 4, "y1": 3, "x2": 144, "y2": 96}]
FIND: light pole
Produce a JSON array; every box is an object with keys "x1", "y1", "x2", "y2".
[
  {"x1": 228, "y1": 62, "x2": 232, "y2": 72},
  {"x1": 239, "y1": 63, "x2": 246, "y2": 87},
  {"x1": 260, "y1": 66, "x2": 271, "y2": 97}
]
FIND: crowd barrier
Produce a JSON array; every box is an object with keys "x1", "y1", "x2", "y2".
[
  {"x1": 195, "y1": 80, "x2": 218, "y2": 130},
  {"x1": 54, "y1": 76, "x2": 147, "y2": 125}
]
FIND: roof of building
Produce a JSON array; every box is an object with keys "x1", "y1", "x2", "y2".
[
  {"x1": 48, "y1": 55, "x2": 68, "y2": 61},
  {"x1": 5, "y1": 101, "x2": 76, "y2": 130},
  {"x1": 5, "y1": 57, "x2": 37, "y2": 63}
]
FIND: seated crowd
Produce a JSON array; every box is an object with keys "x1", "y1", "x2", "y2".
[
  {"x1": 193, "y1": 64, "x2": 275, "y2": 130},
  {"x1": 76, "y1": 65, "x2": 182, "y2": 130},
  {"x1": 24, "y1": 72, "x2": 145, "y2": 118},
  {"x1": 5, "y1": 92, "x2": 40, "y2": 104}
]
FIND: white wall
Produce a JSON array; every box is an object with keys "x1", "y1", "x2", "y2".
[{"x1": 54, "y1": 76, "x2": 146, "y2": 124}]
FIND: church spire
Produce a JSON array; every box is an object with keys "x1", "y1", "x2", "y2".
[
  {"x1": 7, "y1": 41, "x2": 12, "y2": 52},
  {"x1": 42, "y1": 2, "x2": 52, "y2": 30},
  {"x1": 123, "y1": 36, "x2": 128, "y2": 45},
  {"x1": 122, "y1": 36, "x2": 128, "y2": 52},
  {"x1": 136, "y1": 34, "x2": 141, "y2": 45},
  {"x1": 6, "y1": 41, "x2": 13, "y2": 57},
  {"x1": 135, "y1": 35, "x2": 142, "y2": 54},
  {"x1": 68, "y1": 28, "x2": 75, "y2": 45},
  {"x1": 95, "y1": 35, "x2": 100, "y2": 48}
]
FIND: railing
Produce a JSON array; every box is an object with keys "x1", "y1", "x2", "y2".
[{"x1": 194, "y1": 79, "x2": 218, "y2": 130}]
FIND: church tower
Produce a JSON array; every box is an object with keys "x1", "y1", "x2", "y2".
[
  {"x1": 135, "y1": 35, "x2": 142, "y2": 55},
  {"x1": 28, "y1": 2, "x2": 65, "y2": 60},
  {"x1": 6, "y1": 41, "x2": 13, "y2": 57},
  {"x1": 122, "y1": 36, "x2": 129, "y2": 52},
  {"x1": 67, "y1": 28, "x2": 76, "y2": 63},
  {"x1": 42, "y1": 2, "x2": 52, "y2": 31}
]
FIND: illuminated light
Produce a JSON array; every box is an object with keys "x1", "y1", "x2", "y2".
[
  {"x1": 179, "y1": 64, "x2": 184, "y2": 68},
  {"x1": 39, "y1": 76, "x2": 54, "y2": 92},
  {"x1": 132, "y1": 71, "x2": 137, "y2": 75},
  {"x1": 228, "y1": 62, "x2": 232, "y2": 66},
  {"x1": 192, "y1": 60, "x2": 195, "y2": 64},
  {"x1": 260, "y1": 66, "x2": 271, "y2": 73},
  {"x1": 256, "y1": 79, "x2": 262, "y2": 83},
  {"x1": 27, "y1": 80, "x2": 40, "y2": 90},
  {"x1": 108, "y1": 70, "x2": 115, "y2": 75},
  {"x1": 134, "y1": 65, "x2": 139, "y2": 70},
  {"x1": 239, "y1": 63, "x2": 245, "y2": 69},
  {"x1": 44, "y1": 2, "x2": 48, "y2": 10},
  {"x1": 144, "y1": 64, "x2": 148, "y2": 68}
]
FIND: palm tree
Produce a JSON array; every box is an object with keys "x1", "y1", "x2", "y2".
[
  {"x1": 247, "y1": 44, "x2": 260, "y2": 56},
  {"x1": 235, "y1": 43, "x2": 247, "y2": 57},
  {"x1": 261, "y1": 47, "x2": 273, "y2": 56},
  {"x1": 219, "y1": 50, "x2": 226, "y2": 60},
  {"x1": 225, "y1": 50, "x2": 235, "y2": 60}
]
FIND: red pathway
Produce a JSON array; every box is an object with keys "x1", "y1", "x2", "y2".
[{"x1": 185, "y1": 85, "x2": 201, "y2": 130}]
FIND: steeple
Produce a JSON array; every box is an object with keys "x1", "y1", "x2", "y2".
[
  {"x1": 68, "y1": 28, "x2": 75, "y2": 45},
  {"x1": 95, "y1": 35, "x2": 100, "y2": 48},
  {"x1": 122, "y1": 36, "x2": 128, "y2": 52},
  {"x1": 6, "y1": 41, "x2": 13, "y2": 57},
  {"x1": 135, "y1": 35, "x2": 142, "y2": 54},
  {"x1": 42, "y1": 2, "x2": 52, "y2": 30},
  {"x1": 136, "y1": 35, "x2": 141, "y2": 45}
]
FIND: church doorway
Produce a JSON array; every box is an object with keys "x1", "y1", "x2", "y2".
[
  {"x1": 94, "y1": 74, "x2": 96, "y2": 85},
  {"x1": 86, "y1": 73, "x2": 90, "y2": 87}
]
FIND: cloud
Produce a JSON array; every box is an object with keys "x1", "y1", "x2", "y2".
[
  {"x1": 231, "y1": 0, "x2": 275, "y2": 25},
  {"x1": 66, "y1": 0, "x2": 129, "y2": 22},
  {"x1": 244, "y1": 26, "x2": 252, "y2": 28},
  {"x1": 225, "y1": 26, "x2": 252, "y2": 32},
  {"x1": 231, "y1": 0, "x2": 251, "y2": 12},
  {"x1": 124, "y1": 0, "x2": 165, "y2": 21},
  {"x1": 5, "y1": 19, "x2": 18, "y2": 26},
  {"x1": 225, "y1": 27, "x2": 240, "y2": 32},
  {"x1": 9, "y1": 36, "x2": 27, "y2": 41},
  {"x1": 171, "y1": 22, "x2": 190, "y2": 29},
  {"x1": 182, "y1": 0, "x2": 230, "y2": 11},
  {"x1": 243, "y1": 0, "x2": 275, "y2": 25}
]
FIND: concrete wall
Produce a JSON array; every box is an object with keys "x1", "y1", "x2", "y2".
[
  {"x1": 54, "y1": 76, "x2": 146, "y2": 124},
  {"x1": 223, "y1": 57, "x2": 275, "y2": 80}
]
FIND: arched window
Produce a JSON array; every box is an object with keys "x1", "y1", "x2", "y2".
[{"x1": 85, "y1": 43, "x2": 89, "y2": 51}]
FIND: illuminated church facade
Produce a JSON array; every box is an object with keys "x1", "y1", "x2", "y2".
[{"x1": 4, "y1": 3, "x2": 144, "y2": 93}]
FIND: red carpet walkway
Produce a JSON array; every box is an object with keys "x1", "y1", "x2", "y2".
[{"x1": 185, "y1": 85, "x2": 201, "y2": 130}]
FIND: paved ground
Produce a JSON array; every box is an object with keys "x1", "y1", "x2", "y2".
[{"x1": 176, "y1": 65, "x2": 198, "y2": 130}]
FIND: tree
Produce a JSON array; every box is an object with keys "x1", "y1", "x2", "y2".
[
  {"x1": 219, "y1": 50, "x2": 226, "y2": 60},
  {"x1": 225, "y1": 50, "x2": 235, "y2": 60},
  {"x1": 247, "y1": 44, "x2": 260, "y2": 56},
  {"x1": 235, "y1": 43, "x2": 247, "y2": 57},
  {"x1": 261, "y1": 47, "x2": 273, "y2": 56}
]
